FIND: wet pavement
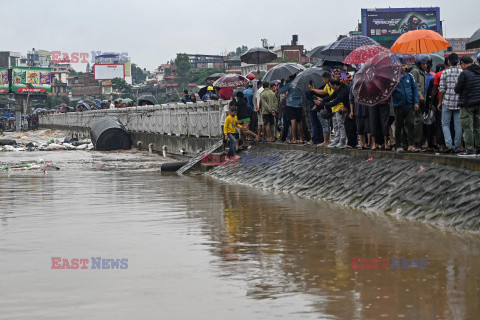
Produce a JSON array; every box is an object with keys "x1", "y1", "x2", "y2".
[{"x1": 0, "y1": 150, "x2": 479, "y2": 319}]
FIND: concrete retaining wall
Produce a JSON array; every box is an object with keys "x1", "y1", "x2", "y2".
[{"x1": 207, "y1": 147, "x2": 480, "y2": 233}]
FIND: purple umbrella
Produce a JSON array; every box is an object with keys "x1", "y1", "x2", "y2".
[
  {"x1": 213, "y1": 74, "x2": 249, "y2": 88},
  {"x1": 353, "y1": 52, "x2": 402, "y2": 106}
]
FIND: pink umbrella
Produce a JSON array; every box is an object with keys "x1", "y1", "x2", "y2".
[
  {"x1": 213, "y1": 74, "x2": 249, "y2": 88},
  {"x1": 353, "y1": 52, "x2": 402, "y2": 106},
  {"x1": 343, "y1": 45, "x2": 391, "y2": 65}
]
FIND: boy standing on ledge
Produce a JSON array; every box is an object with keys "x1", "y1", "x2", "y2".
[{"x1": 224, "y1": 107, "x2": 243, "y2": 160}]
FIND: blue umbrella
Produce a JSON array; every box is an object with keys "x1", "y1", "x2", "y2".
[
  {"x1": 1, "y1": 112, "x2": 12, "y2": 118},
  {"x1": 321, "y1": 36, "x2": 379, "y2": 58}
]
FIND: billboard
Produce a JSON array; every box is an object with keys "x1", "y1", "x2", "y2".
[
  {"x1": 0, "y1": 68, "x2": 8, "y2": 93},
  {"x1": 11, "y1": 67, "x2": 51, "y2": 93},
  {"x1": 94, "y1": 64, "x2": 125, "y2": 80},
  {"x1": 362, "y1": 7, "x2": 441, "y2": 45}
]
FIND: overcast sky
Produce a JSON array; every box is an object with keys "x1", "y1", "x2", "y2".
[{"x1": 1, "y1": 0, "x2": 477, "y2": 71}]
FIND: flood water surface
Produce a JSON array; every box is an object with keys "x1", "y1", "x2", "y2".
[{"x1": 1, "y1": 151, "x2": 479, "y2": 319}]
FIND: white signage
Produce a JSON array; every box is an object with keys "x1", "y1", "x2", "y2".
[{"x1": 94, "y1": 64, "x2": 125, "y2": 80}]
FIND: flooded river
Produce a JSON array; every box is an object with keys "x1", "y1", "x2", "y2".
[{"x1": 0, "y1": 150, "x2": 479, "y2": 319}]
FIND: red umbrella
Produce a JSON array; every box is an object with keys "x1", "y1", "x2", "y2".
[
  {"x1": 213, "y1": 74, "x2": 249, "y2": 88},
  {"x1": 343, "y1": 45, "x2": 391, "y2": 65},
  {"x1": 353, "y1": 52, "x2": 402, "y2": 107},
  {"x1": 246, "y1": 73, "x2": 255, "y2": 80}
]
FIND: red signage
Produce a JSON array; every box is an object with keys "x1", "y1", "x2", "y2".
[
  {"x1": 0, "y1": 89, "x2": 6, "y2": 93},
  {"x1": 16, "y1": 88, "x2": 46, "y2": 93}
]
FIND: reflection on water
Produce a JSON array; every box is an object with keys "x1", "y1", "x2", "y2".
[{"x1": 0, "y1": 151, "x2": 479, "y2": 319}]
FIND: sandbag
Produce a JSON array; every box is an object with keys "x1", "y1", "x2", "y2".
[{"x1": 0, "y1": 139, "x2": 16, "y2": 146}]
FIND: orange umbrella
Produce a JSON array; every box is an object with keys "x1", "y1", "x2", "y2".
[{"x1": 391, "y1": 30, "x2": 449, "y2": 54}]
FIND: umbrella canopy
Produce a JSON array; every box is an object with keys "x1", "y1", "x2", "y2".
[
  {"x1": 59, "y1": 103, "x2": 67, "y2": 107},
  {"x1": 291, "y1": 67, "x2": 330, "y2": 91},
  {"x1": 246, "y1": 73, "x2": 255, "y2": 80},
  {"x1": 353, "y1": 52, "x2": 402, "y2": 107},
  {"x1": 205, "y1": 73, "x2": 225, "y2": 82},
  {"x1": 321, "y1": 36, "x2": 380, "y2": 58},
  {"x1": 33, "y1": 108, "x2": 49, "y2": 114},
  {"x1": 240, "y1": 47, "x2": 277, "y2": 65},
  {"x1": 473, "y1": 49, "x2": 480, "y2": 62},
  {"x1": 138, "y1": 94, "x2": 158, "y2": 105},
  {"x1": 213, "y1": 74, "x2": 249, "y2": 88},
  {"x1": 77, "y1": 102, "x2": 92, "y2": 110},
  {"x1": 262, "y1": 63, "x2": 306, "y2": 82},
  {"x1": 466, "y1": 28, "x2": 480, "y2": 50},
  {"x1": 1, "y1": 112, "x2": 12, "y2": 118},
  {"x1": 391, "y1": 30, "x2": 449, "y2": 54},
  {"x1": 343, "y1": 45, "x2": 391, "y2": 65},
  {"x1": 308, "y1": 42, "x2": 344, "y2": 61},
  {"x1": 426, "y1": 52, "x2": 445, "y2": 68}
]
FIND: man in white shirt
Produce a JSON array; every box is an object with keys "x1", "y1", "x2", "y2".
[
  {"x1": 108, "y1": 100, "x2": 115, "y2": 109},
  {"x1": 254, "y1": 81, "x2": 264, "y2": 141}
]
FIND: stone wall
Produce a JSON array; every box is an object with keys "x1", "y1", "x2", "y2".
[{"x1": 207, "y1": 147, "x2": 480, "y2": 233}]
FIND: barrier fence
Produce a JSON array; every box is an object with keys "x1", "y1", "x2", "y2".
[{"x1": 39, "y1": 100, "x2": 230, "y2": 138}]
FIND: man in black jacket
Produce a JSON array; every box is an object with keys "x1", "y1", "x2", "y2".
[{"x1": 455, "y1": 56, "x2": 480, "y2": 156}]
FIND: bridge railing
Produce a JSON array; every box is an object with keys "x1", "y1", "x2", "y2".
[{"x1": 39, "y1": 100, "x2": 230, "y2": 138}]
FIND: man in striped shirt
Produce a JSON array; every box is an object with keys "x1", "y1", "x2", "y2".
[{"x1": 438, "y1": 53, "x2": 463, "y2": 153}]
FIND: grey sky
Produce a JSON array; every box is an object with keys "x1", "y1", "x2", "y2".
[{"x1": 1, "y1": 0, "x2": 477, "y2": 71}]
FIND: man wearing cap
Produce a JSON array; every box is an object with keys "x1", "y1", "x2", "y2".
[
  {"x1": 455, "y1": 56, "x2": 480, "y2": 156},
  {"x1": 438, "y1": 53, "x2": 463, "y2": 153}
]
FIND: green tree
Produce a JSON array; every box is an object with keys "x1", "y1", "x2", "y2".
[
  {"x1": 111, "y1": 78, "x2": 132, "y2": 94},
  {"x1": 175, "y1": 53, "x2": 191, "y2": 91},
  {"x1": 131, "y1": 63, "x2": 146, "y2": 85}
]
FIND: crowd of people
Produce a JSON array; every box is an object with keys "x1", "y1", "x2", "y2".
[{"x1": 221, "y1": 53, "x2": 480, "y2": 158}]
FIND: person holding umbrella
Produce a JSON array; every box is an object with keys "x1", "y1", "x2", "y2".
[
  {"x1": 410, "y1": 55, "x2": 430, "y2": 149},
  {"x1": 392, "y1": 58, "x2": 420, "y2": 152},
  {"x1": 278, "y1": 74, "x2": 304, "y2": 144}
]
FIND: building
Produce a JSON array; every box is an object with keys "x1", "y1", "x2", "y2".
[
  {"x1": 51, "y1": 63, "x2": 75, "y2": 96},
  {"x1": 225, "y1": 56, "x2": 241, "y2": 74},
  {"x1": 446, "y1": 38, "x2": 470, "y2": 52},
  {"x1": 187, "y1": 54, "x2": 224, "y2": 70},
  {"x1": 69, "y1": 73, "x2": 111, "y2": 99},
  {"x1": 93, "y1": 52, "x2": 133, "y2": 85},
  {"x1": 0, "y1": 51, "x2": 21, "y2": 68},
  {"x1": 26, "y1": 49, "x2": 51, "y2": 67}
]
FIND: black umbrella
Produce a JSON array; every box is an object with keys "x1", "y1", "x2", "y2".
[
  {"x1": 205, "y1": 73, "x2": 225, "y2": 82},
  {"x1": 320, "y1": 36, "x2": 379, "y2": 59},
  {"x1": 262, "y1": 63, "x2": 305, "y2": 82},
  {"x1": 307, "y1": 42, "x2": 343, "y2": 62},
  {"x1": 466, "y1": 28, "x2": 480, "y2": 50},
  {"x1": 291, "y1": 67, "x2": 330, "y2": 91},
  {"x1": 240, "y1": 47, "x2": 277, "y2": 65},
  {"x1": 137, "y1": 94, "x2": 158, "y2": 105}
]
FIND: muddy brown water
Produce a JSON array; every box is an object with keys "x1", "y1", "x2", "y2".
[{"x1": 0, "y1": 151, "x2": 479, "y2": 320}]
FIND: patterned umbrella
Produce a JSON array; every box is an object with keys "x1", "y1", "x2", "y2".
[
  {"x1": 321, "y1": 36, "x2": 379, "y2": 58},
  {"x1": 343, "y1": 45, "x2": 391, "y2": 65},
  {"x1": 353, "y1": 52, "x2": 402, "y2": 107},
  {"x1": 213, "y1": 74, "x2": 249, "y2": 88},
  {"x1": 262, "y1": 63, "x2": 305, "y2": 82}
]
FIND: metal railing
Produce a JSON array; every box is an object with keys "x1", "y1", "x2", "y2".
[{"x1": 39, "y1": 100, "x2": 230, "y2": 138}]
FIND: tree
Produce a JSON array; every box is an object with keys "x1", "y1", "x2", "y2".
[
  {"x1": 111, "y1": 78, "x2": 132, "y2": 94},
  {"x1": 175, "y1": 53, "x2": 191, "y2": 91},
  {"x1": 131, "y1": 63, "x2": 146, "y2": 85}
]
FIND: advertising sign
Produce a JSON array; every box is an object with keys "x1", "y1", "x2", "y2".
[
  {"x1": 362, "y1": 8, "x2": 441, "y2": 45},
  {"x1": 93, "y1": 64, "x2": 125, "y2": 80},
  {"x1": 11, "y1": 67, "x2": 51, "y2": 93},
  {"x1": 0, "y1": 67, "x2": 8, "y2": 93}
]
